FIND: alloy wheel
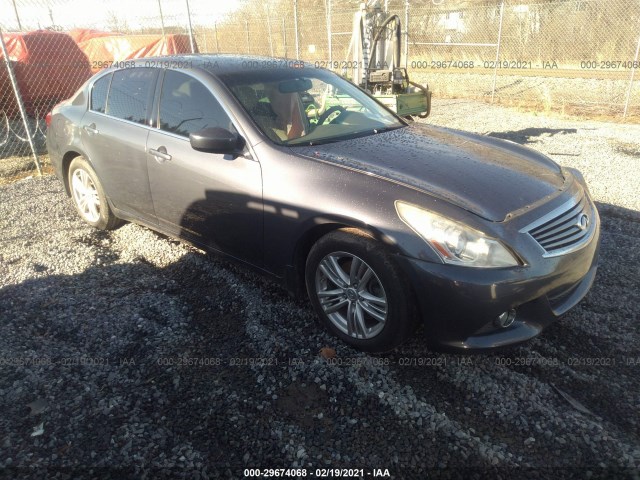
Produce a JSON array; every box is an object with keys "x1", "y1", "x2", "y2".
[
  {"x1": 71, "y1": 168, "x2": 100, "y2": 223},
  {"x1": 315, "y1": 251, "x2": 388, "y2": 339}
]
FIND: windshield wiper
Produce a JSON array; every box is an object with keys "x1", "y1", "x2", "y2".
[
  {"x1": 372, "y1": 125, "x2": 403, "y2": 134},
  {"x1": 287, "y1": 125, "x2": 404, "y2": 147}
]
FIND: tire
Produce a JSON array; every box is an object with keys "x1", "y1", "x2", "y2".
[
  {"x1": 68, "y1": 156, "x2": 122, "y2": 230},
  {"x1": 305, "y1": 228, "x2": 418, "y2": 353}
]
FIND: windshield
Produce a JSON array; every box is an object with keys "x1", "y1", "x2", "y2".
[{"x1": 220, "y1": 67, "x2": 405, "y2": 146}]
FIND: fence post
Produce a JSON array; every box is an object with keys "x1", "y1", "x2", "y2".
[
  {"x1": 0, "y1": 29, "x2": 42, "y2": 175},
  {"x1": 326, "y1": 0, "x2": 332, "y2": 64},
  {"x1": 214, "y1": 21, "x2": 220, "y2": 53},
  {"x1": 491, "y1": 1, "x2": 505, "y2": 103},
  {"x1": 623, "y1": 35, "x2": 640, "y2": 119},
  {"x1": 293, "y1": 0, "x2": 300, "y2": 59},
  {"x1": 266, "y1": 5, "x2": 274, "y2": 57},
  {"x1": 404, "y1": 0, "x2": 409, "y2": 70},
  {"x1": 11, "y1": 0, "x2": 22, "y2": 30},
  {"x1": 185, "y1": 0, "x2": 195, "y2": 53},
  {"x1": 157, "y1": 0, "x2": 166, "y2": 37},
  {"x1": 245, "y1": 20, "x2": 250, "y2": 54},
  {"x1": 283, "y1": 18, "x2": 288, "y2": 58}
]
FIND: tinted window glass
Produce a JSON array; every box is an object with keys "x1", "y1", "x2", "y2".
[
  {"x1": 159, "y1": 70, "x2": 234, "y2": 137},
  {"x1": 106, "y1": 68, "x2": 156, "y2": 124},
  {"x1": 90, "y1": 73, "x2": 111, "y2": 113}
]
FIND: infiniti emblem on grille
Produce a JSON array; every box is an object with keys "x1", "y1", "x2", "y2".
[{"x1": 578, "y1": 213, "x2": 589, "y2": 230}]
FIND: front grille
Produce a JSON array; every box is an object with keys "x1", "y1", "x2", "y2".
[{"x1": 523, "y1": 192, "x2": 595, "y2": 257}]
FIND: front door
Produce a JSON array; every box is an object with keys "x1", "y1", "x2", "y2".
[{"x1": 146, "y1": 70, "x2": 263, "y2": 266}]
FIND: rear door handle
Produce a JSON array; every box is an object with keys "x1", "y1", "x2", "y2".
[
  {"x1": 83, "y1": 124, "x2": 99, "y2": 135},
  {"x1": 148, "y1": 147, "x2": 172, "y2": 163}
]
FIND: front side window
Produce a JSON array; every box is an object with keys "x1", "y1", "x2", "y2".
[
  {"x1": 159, "y1": 70, "x2": 234, "y2": 137},
  {"x1": 90, "y1": 73, "x2": 111, "y2": 113},
  {"x1": 106, "y1": 68, "x2": 157, "y2": 125},
  {"x1": 220, "y1": 68, "x2": 404, "y2": 146}
]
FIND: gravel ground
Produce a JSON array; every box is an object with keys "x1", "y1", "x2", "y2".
[{"x1": 1, "y1": 99, "x2": 639, "y2": 479}]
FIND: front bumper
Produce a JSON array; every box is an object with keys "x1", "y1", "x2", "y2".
[{"x1": 396, "y1": 209, "x2": 600, "y2": 353}]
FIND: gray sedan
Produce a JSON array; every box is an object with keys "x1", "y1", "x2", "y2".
[{"x1": 46, "y1": 55, "x2": 600, "y2": 352}]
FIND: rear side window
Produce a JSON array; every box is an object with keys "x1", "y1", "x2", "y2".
[
  {"x1": 106, "y1": 68, "x2": 157, "y2": 125},
  {"x1": 159, "y1": 70, "x2": 235, "y2": 137},
  {"x1": 90, "y1": 73, "x2": 111, "y2": 113}
]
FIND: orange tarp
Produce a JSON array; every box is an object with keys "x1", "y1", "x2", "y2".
[
  {"x1": 68, "y1": 28, "x2": 120, "y2": 44},
  {"x1": 0, "y1": 30, "x2": 197, "y2": 118},
  {"x1": 0, "y1": 30, "x2": 92, "y2": 117},
  {"x1": 78, "y1": 34, "x2": 196, "y2": 73}
]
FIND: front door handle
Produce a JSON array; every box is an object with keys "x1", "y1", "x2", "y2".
[
  {"x1": 148, "y1": 147, "x2": 172, "y2": 163},
  {"x1": 83, "y1": 123, "x2": 99, "y2": 135}
]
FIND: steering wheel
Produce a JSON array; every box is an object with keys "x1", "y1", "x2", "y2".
[{"x1": 317, "y1": 105, "x2": 347, "y2": 125}]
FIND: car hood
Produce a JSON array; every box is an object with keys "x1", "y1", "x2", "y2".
[{"x1": 294, "y1": 123, "x2": 566, "y2": 222}]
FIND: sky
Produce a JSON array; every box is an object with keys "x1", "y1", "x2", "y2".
[{"x1": 1, "y1": 0, "x2": 244, "y2": 31}]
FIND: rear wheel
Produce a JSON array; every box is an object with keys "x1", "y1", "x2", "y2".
[
  {"x1": 305, "y1": 229, "x2": 417, "y2": 352},
  {"x1": 68, "y1": 156, "x2": 122, "y2": 230}
]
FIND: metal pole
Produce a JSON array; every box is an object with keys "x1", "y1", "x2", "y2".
[
  {"x1": 0, "y1": 29, "x2": 41, "y2": 175},
  {"x1": 214, "y1": 21, "x2": 220, "y2": 53},
  {"x1": 326, "y1": 0, "x2": 332, "y2": 64},
  {"x1": 293, "y1": 0, "x2": 300, "y2": 59},
  {"x1": 623, "y1": 35, "x2": 640, "y2": 118},
  {"x1": 283, "y1": 18, "x2": 288, "y2": 58},
  {"x1": 404, "y1": 0, "x2": 409, "y2": 70},
  {"x1": 11, "y1": 0, "x2": 22, "y2": 30},
  {"x1": 266, "y1": 5, "x2": 274, "y2": 56},
  {"x1": 185, "y1": 0, "x2": 195, "y2": 53},
  {"x1": 491, "y1": 1, "x2": 505, "y2": 103},
  {"x1": 158, "y1": 0, "x2": 166, "y2": 37},
  {"x1": 245, "y1": 20, "x2": 250, "y2": 54}
]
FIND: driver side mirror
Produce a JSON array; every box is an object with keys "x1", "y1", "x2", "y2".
[{"x1": 189, "y1": 127, "x2": 245, "y2": 154}]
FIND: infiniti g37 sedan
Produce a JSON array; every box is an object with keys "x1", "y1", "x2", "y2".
[{"x1": 46, "y1": 55, "x2": 600, "y2": 352}]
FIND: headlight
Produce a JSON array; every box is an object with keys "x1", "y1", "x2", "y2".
[{"x1": 396, "y1": 201, "x2": 519, "y2": 268}]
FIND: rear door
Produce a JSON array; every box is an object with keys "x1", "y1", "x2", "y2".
[
  {"x1": 146, "y1": 70, "x2": 263, "y2": 266},
  {"x1": 80, "y1": 67, "x2": 159, "y2": 222}
]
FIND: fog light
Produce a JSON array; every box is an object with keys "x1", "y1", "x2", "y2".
[{"x1": 494, "y1": 309, "x2": 516, "y2": 328}]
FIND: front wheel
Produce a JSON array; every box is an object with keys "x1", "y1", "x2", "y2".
[
  {"x1": 68, "y1": 156, "x2": 122, "y2": 230},
  {"x1": 305, "y1": 229, "x2": 417, "y2": 352}
]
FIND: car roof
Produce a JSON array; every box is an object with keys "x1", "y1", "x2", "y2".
[{"x1": 122, "y1": 54, "x2": 312, "y2": 76}]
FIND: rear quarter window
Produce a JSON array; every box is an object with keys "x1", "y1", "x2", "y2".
[{"x1": 90, "y1": 73, "x2": 112, "y2": 113}]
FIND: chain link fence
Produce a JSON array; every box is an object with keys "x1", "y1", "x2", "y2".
[
  {"x1": 405, "y1": 0, "x2": 640, "y2": 118},
  {"x1": 2, "y1": 0, "x2": 639, "y2": 180}
]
